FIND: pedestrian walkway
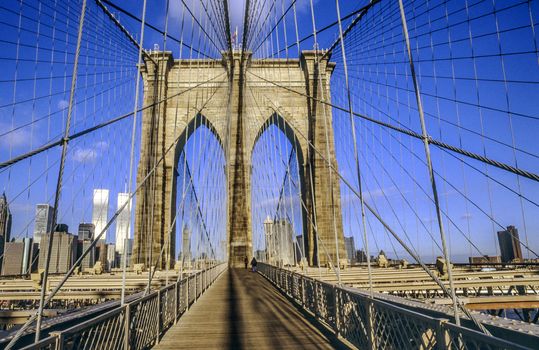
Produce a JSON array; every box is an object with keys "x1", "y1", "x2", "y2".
[{"x1": 154, "y1": 268, "x2": 348, "y2": 349}]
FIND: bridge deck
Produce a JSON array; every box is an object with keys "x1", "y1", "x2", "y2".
[{"x1": 155, "y1": 268, "x2": 346, "y2": 349}]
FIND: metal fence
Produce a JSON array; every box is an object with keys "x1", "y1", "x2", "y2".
[
  {"x1": 258, "y1": 263, "x2": 530, "y2": 350},
  {"x1": 19, "y1": 263, "x2": 227, "y2": 350}
]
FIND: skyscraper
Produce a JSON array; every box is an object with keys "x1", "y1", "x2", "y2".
[
  {"x1": 264, "y1": 216, "x2": 275, "y2": 263},
  {"x1": 78, "y1": 223, "x2": 95, "y2": 241},
  {"x1": 344, "y1": 236, "x2": 356, "y2": 264},
  {"x1": 78, "y1": 239, "x2": 95, "y2": 272},
  {"x1": 115, "y1": 192, "x2": 131, "y2": 254},
  {"x1": 182, "y1": 227, "x2": 192, "y2": 263},
  {"x1": 33, "y1": 204, "x2": 54, "y2": 245},
  {"x1": 497, "y1": 225, "x2": 523, "y2": 263},
  {"x1": 2, "y1": 239, "x2": 36, "y2": 275},
  {"x1": 38, "y1": 226, "x2": 77, "y2": 274},
  {"x1": 92, "y1": 189, "x2": 109, "y2": 242},
  {"x1": 0, "y1": 192, "x2": 12, "y2": 272},
  {"x1": 107, "y1": 243, "x2": 117, "y2": 269},
  {"x1": 274, "y1": 219, "x2": 295, "y2": 266},
  {"x1": 264, "y1": 217, "x2": 294, "y2": 266}
]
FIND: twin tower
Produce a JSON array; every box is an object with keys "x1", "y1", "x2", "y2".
[{"x1": 132, "y1": 50, "x2": 346, "y2": 268}]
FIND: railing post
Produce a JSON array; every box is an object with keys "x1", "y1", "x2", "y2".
[
  {"x1": 301, "y1": 276, "x2": 305, "y2": 308},
  {"x1": 334, "y1": 286, "x2": 340, "y2": 337},
  {"x1": 366, "y1": 300, "x2": 376, "y2": 349},
  {"x1": 194, "y1": 273, "x2": 198, "y2": 303},
  {"x1": 49, "y1": 332, "x2": 62, "y2": 350},
  {"x1": 186, "y1": 275, "x2": 190, "y2": 310},
  {"x1": 124, "y1": 304, "x2": 131, "y2": 350},
  {"x1": 156, "y1": 291, "x2": 161, "y2": 345},
  {"x1": 435, "y1": 320, "x2": 450, "y2": 349},
  {"x1": 174, "y1": 282, "x2": 178, "y2": 324}
]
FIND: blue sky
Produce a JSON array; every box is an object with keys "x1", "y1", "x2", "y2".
[{"x1": 1, "y1": 0, "x2": 538, "y2": 264}]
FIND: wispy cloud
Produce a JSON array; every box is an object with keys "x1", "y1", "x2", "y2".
[
  {"x1": 72, "y1": 147, "x2": 98, "y2": 163},
  {"x1": 57, "y1": 99, "x2": 69, "y2": 110},
  {"x1": 0, "y1": 122, "x2": 33, "y2": 149}
]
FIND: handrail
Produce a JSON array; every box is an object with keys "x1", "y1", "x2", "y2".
[
  {"x1": 258, "y1": 263, "x2": 532, "y2": 350},
  {"x1": 16, "y1": 263, "x2": 227, "y2": 350}
]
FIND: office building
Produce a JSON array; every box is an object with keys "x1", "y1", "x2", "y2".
[
  {"x1": 2, "y1": 238, "x2": 38, "y2": 275},
  {"x1": 182, "y1": 227, "x2": 192, "y2": 263},
  {"x1": 115, "y1": 192, "x2": 131, "y2": 254},
  {"x1": 107, "y1": 243, "x2": 117, "y2": 269},
  {"x1": 344, "y1": 236, "x2": 356, "y2": 264},
  {"x1": 265, "y1": 217, "x2": 294, "y2": 266},
  {"x1": 38, "y1": 226, "x2": 77, "y2": 274},
  {"x1": 468, "y1": 256, "x2": 501, "y2": 264},
  {"x1": 255, "y1": 249, "x2": 266, "y2": 261},
  {"x1": 33, "y1": 204, "x2": 54, "y2": 245},
  {"x1": 92, "y1": 189, "x2": 109, "y2": 242},
  {"x1": 119, "y1": 238, "x2": 134, "y2": 267},
  {"x1": 497, "y1": 225, "x2": 523, "y2": 262},
  {"x1": 295, "y1": 235, "x2": 306, "y2": 263},
  {"x1": 0, "y1": 192, "x2": 12, "y2": 272},
  {"x1": 78, "y1": 240, "x2": 95, "y2": 271},
  {"x1": 78, "y1": 223, "x2": 95, "y2": 241},
  {"x1": 356, "y1": 249, "x2": 368, "y2": 263}
]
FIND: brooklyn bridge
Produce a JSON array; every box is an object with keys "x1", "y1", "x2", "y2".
[{"x1": 0, "y1": 0, "x2": 539, "y2": 349}]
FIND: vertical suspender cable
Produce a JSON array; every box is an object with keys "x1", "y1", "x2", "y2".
[
  {"x1": 334, "y1": 0, "x2": 373, "y2": 296},
  {"x1": 308, "y1": 0, "x2": 342, "y2": 285},
  {"x1": 34, "y1": 0, "x2": 88, "y2": 343},
  {"x1": 397, "y1": 0, "x2": 460, "y2": 326},
  {"x1": 121, "y1": 0, "x2": 149, "y2": 306}
]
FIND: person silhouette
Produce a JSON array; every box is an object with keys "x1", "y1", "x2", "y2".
[
  {"x1": 250, "y1": 257, "x2": 257, "y2": 272},
  {"x1": 244, "y1": 256, "x2": 248, "y2": 269}
]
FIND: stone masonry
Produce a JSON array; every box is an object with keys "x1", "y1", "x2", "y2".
[{"x1": 133, "y1": 50, "x2": 346, "y2": 269}]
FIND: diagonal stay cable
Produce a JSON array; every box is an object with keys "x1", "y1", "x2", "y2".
[
  {"x1": 247, "y1": 70, "x2": 539, "y2": 183},
  {"x1": 0, "y1": 72, "x2": 226, "y2": 170},
  {"x1": 255, "y1": 92, "x2": 490, "y2": 333},
  {"x1": 93, "y1": 0, "x2": 156, "y2": 64},
  {"x1": 3, "y1": 74, "x2": 225, "y2": 349},
  {"x1": 100, "y1": 0, "x2": 217, "y2": 59}
]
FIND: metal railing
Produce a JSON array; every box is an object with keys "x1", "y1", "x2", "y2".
[
  {"x1": 258, "y1": 263, "x2": 531, "y2": 350},
  {"x1": 19, "y1": 263, "x2": 227, "y2": 350}
]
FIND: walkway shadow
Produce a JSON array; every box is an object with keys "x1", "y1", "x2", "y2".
[{"x1": 227, "y1": 268, "x2": 243, "y2": 350}]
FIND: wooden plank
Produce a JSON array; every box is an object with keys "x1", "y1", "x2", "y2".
[{"x1": 155, "y1": 269, "x2": 348, "y2": 349}]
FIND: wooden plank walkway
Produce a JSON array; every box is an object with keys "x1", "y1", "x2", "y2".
[{"x1": 154, "y1": 268, "x2": 348, "y2": 349}]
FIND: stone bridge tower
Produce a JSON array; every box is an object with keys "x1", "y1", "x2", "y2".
[{"x1": 133, "y1": 50, "x2": 346, "y2": 269}]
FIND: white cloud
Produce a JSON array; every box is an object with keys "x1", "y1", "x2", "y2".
[
  {"x1": 0, "y1": 122, "x2": 33, "y2": 149},
  {"x1": 72, "y1": 147, "x2": 98, "y2": 163},
  {"x1": 57, "y1": 99, "x2": 69, "y2": 110},
  {"x1": 94, "y1": 141, "x2": 109, "y2": 150}
]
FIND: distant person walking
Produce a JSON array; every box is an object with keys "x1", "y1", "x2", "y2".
[
  {"x1": 244, "y1": 256, "x2": 248, "y2": 269},
  {"x1": 250, "y1": 257, "x2": 257, "y2": 272}
]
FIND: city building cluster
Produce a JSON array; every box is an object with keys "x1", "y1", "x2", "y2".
[{"x1": 0, "y1": 190, "x2": 133, "y2": 276}]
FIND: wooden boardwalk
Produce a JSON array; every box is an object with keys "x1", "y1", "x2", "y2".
[{"x1": 154, "y1": 268, "x2": 348, "y2": 349}]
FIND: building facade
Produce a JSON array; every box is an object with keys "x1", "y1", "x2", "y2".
[
  {"x1": 264, "y1": 217, "x2": 294, "y2": 266},
  {"x1": 115, "y1": 192, "x2": 131, "y2": 254},
  {"x1": 79, "y1": 240, "x2": 95, "y2": 271},
  {"x1": 344, "y1": 236, "x2": 356, "y2": 264},
  {"x1": 33, "y1": 204, "x2": 54, "y2": 245},
  {"x1": 2, "y1": 238, "x2": 38, "y2": 275},
  {"x1": 38, "y1": 228, "x2": 77, "y2": 274},
  {"x1": 182, "y1": 227, "x2": 192, "y2": 264},
  {"x1": 78, "y1": 223, "x2": 95, "y2": 241},
  {"x1": 0, "y1": 192, "x2": 12, "y2": 273},
  {"x1": 92, "y1": 189, "x2": 109, "y2": 242},
  {"x1": 497, "y1": 225, "x2": 523, "y2": 262}
]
